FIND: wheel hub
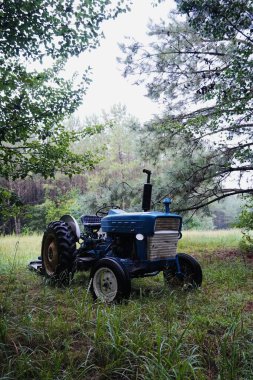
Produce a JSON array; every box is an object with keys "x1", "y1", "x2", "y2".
[
  {"x1": 102, "y1": 276, "x2": 113, "y2": 291},
  {"x1": 93, "y1": 268, "x2": 118, "y2": 301},
  {"x1": 44, "y1": 239, "x2": 58, "y2": 275},
  {"x1": 48, "y1": 246, "x2": 54, "y2": 261},
  {"x1": 48, "y1": 241, "x2": 57, "y2": 262}
]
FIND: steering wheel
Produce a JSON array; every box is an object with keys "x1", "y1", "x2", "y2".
[{"x1": 96, "y1": 205, "x2": 120, "y2": 218}]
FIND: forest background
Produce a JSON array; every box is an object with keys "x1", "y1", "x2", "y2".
[{"x1": 0, "y1": 0, "x2": 252, "y2": 249}]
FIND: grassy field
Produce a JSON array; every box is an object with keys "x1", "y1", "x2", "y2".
[{"x1": 0, "y1": 230, "x2": 253, "y2": 379}]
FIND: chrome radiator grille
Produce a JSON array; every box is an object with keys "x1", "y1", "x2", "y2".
[
  {"x1": 147, "y1": 232, "x2": 178, "y2": 260},
  {"x1": 148, "y1": 217, "x2": 180, "y2": 260}
]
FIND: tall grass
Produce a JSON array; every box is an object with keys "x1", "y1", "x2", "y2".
[
  {"x1": 179, "y1": 229, "x2": 242, "y2": 254},
  {"x1": 0, "y1": 234, "x2": 41, "y2": 272},
  {"x1": 0, "y1": 230, "x2": 252, "y2": 379}
]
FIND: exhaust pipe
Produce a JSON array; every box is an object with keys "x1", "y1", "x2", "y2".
[{"x1": 142, "y1": 169, "x2": 152, "y2": 212}]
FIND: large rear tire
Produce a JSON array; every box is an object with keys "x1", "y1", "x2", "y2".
[
  {"x1": 41, "y1": 221, "x2": 76, "y2": 282},
  {"x1": 90, "y1": 258, "x2": 131, "y2": 303},
  {"x1": 164, "y1": 253, "x2": 202, "y2": 289}
]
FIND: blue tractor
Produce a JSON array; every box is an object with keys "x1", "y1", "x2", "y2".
[{"x1": 29, "y1": 170, "x2": 202, "y2": 302}]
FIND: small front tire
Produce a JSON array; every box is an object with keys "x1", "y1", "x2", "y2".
[
  {"x1": 164, "y1": 253, "x2": 202, "y2": 288},
  {"x1": 90, "y1": 258, "x2": 131, "y2": 302}
]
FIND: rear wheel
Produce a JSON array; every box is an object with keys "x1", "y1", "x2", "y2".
[
  {"x1": 90, "y1": 258, "x2": 131, "y2": 302},
  {"x1": 41, "y1": 221, "x2": 76, "y2": 282},
  {"x1": 164, "y1": 253, "x2": 202, "y2": 289}
]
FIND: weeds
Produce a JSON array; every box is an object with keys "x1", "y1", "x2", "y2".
[{"x1": 0, "y1": 231, "x2": 252, "y2": 379}]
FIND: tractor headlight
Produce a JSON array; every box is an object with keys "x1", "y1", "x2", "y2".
[{"x1": 136, "y1": 234, "x2": 144, "y2": 241}]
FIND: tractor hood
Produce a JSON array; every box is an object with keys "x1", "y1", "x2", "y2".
[{"x1": 101, "y1": 209, "x2": 182, "y2": 235}]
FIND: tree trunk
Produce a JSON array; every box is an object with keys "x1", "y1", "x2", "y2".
[{"x1": 14, "y1": 216, "x2": 21, "y2": 235}]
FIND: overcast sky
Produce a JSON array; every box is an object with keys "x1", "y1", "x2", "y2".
[{"x1": 67, "y1": 0, "x2": 176, "y2": 122}]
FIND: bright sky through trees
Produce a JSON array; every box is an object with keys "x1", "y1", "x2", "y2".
[{"x1": 67, "y1": 0, "x2": 176, "y2": 122}]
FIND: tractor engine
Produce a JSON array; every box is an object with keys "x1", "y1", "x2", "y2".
[
  {"x1": 101, "y1": 207, "x2": 182, "y2": 262},
  {"x1": 110, "y1": 233, "x2": 136, "y2": 259}
]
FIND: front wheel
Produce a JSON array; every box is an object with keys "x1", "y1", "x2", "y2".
[
  {"x1": 90, "y1": 258, "x2": 131, "y2": 303},
  {"x1": 164, "y1": 253, "x2": 202, "y2": 289}
]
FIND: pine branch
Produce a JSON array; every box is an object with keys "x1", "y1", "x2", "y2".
[{"x1": 174, "y1": 189, "x2": 253, "y2": 212}]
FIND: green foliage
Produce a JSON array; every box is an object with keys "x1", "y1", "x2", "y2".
[
  {"x1": 1, "y1": 103, "x2": 246, "y2": 234},
  {"x1": 74, "y1": 104, "x2": 146, "y2": 213},
  {"x1": 120, "y1": 0, "x2": 253, "y2": 212},
  {"x1": 16, "y1": 104, "x2": 144, "y2": 233},
  {"x1": 44, "y1": 189, "x2": 79, "y2": 225},
  {"x1": 237, "y1": 196, "x2": 253, "y2": 230},
  {"x1": 184, "y1": 213, "x2": 214, "y2": 231},
  {"x1": 236, "y1": 195, "x2": 253, "y2": 253},
  {"x1": 0, "y1": 187, "x2": 23, "y2": 233},
  {"x1": 23, "y1": 187, "x2": 80, "y2": 232},
  {"x1": 176, "y1": 0, "x2": 252, "y2": 40},
  {"x1": 0, "y1": 0, "x2": 131, "y2": 60},
  {"x1": 211, "y1": 196, "x2": 243, "y2": 229},
  {"x1": 0, "y1": 58, "x2": 108, "y2": 178},
  {"x1": 1, "y1": 108, "x2": 243, "y2": 234},
  {"x1": 0, "y1": 0, "x2": 131, "y2": 180}
]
